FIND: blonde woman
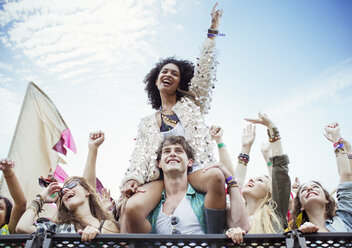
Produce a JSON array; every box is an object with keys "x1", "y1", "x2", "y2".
[{"x1": 225, "y1": 113, "x2": 291, "y2": 243}]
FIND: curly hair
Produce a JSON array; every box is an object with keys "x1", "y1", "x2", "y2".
[
  {"x1": 291, "y1": 181, "x2": 336, "y2": 229},
  {"x1": 0, "y1": 196, "x2": 12, "y2": 227},
  {"x1": 144, "y1": 57, "x2": 194, "y2": 110},
  {"x1": 156, "y1": 135, "x2": 195, "y2": 162},
  {"x1": 56, "y1": 176, "x2": 116, "y2": 231}
]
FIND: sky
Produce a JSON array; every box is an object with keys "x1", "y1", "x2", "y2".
[{"x1": 0, "y1": 0, "x2": 351, "y2": 198}]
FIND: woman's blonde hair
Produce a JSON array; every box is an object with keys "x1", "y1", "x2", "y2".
[
  {"x1": 56, "y1": 176, "x2": 116, "y2": 231},
  {"x1": 248, "y1": 176, "x2": 283, "y2": 234}
]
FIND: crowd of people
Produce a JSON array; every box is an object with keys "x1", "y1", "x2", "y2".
[{"x1": 1, "y1": 2, "x2": 351, "y2": 244}]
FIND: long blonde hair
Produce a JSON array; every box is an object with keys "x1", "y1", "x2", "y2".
[{"x1": 248, "y1": 176, "x2": 283, "y2": 234}]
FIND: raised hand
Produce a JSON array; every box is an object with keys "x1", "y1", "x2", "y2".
[
  {"x1": 244, "y1": 112, "x2": 274, "y2": 128},
  {"x1": 0, "y1": 158, "x2": 15, "y2": 172},
  {"x1": 100, "y1": 188, "x2": 112, "y2": 211},
  {"x1": 291, "y1": 177, "x2": 301, "y2": 194},
  {"x1": 209, "y1": 125, "x2": 224, "y2": 143},
  {"x1": 323, "y1": 122, "x2": 342, "y2": 143},
  {"x1": 88, "y1": 131, "x2": 105, "y2": 149},
  {"x1": 210, "y1": 2, "x2": 223, "y2": 30},
  {"x1": 242, "y1": 124, "x2": 256, "y2": 148}
]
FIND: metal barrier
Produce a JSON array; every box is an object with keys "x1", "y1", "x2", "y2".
[
  {"x1": 2, "y1": 232, "x2": 352, "y2": 248},
  {"x1": 0, "y1": 234, "x2": 38, "y2": 248}
]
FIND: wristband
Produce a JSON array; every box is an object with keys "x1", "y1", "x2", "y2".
[
  {"x1": 267, "y1": 161, "x2": 272, "y2": 167},
  {"x1": 208, "y1": 29, "x2": 219, "y2": 35},
  {"x1": 333, "y1": 138, "x2": 344, "y2": 150},
  {"x1": 4, "y1": 171, "x2": 15, "y2": 179},
  {"x1": 217, "y1": 143, "x2": 225, "y2": 149},
  {"x1": 225, "y1": 176, "x2": 233, "y2": 184},
  {"x1": 348, "y1": 154, "x2": 352, "y2": 159}
]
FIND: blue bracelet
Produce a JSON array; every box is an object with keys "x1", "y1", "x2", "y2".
[{"x1": 225, "y1": 176, "x2": 233, "y2": 184}]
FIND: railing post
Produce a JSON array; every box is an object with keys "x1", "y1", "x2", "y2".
[
  {"x1": 294, "y1": 230, "x2": 307, "y2": 248},
  {"x1": 41, "y1": 232, "x2": 53, "y2": 248},
  {"x1": 24, "y1": 233, "x2": 45, "y2": 248}
]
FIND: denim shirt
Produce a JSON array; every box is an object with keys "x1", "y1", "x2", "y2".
[
  {"x1": 325, "y1": 182, "x2": 352, "y2": 232},
  {"x1": 148, "y1": 183, "x2": 206, "y2": 233}
]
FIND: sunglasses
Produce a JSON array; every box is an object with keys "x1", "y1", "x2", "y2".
[
  {"x1": 59, "y1": 179, "x2": 82, "y2": 198},
  {"x1": 171, "y1": 215, "x2": 181, "y2": 234}
]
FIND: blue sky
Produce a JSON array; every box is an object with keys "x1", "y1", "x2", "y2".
[{"x1": 0, "y1": 0, "x2": 351, "y2": 197}]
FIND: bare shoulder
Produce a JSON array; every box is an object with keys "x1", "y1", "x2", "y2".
[{"x1": 101, "y1": 220, "x2": 120, "y2": 234}]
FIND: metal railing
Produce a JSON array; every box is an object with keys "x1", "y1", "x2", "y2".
[{"x1": 2, "y1": 231, "x2": 351, "y2": 248}]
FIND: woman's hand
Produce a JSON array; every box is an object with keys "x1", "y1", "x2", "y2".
[
  {"x1": 324, "y1": 122, "x2": 342, "y2": 144},
  {"x1": 41, "y1": 182, "x2": 61, "y2": 203},
  {"x1": 78, "y1": 225, "x2": 100, "y2": 242},
  {"x1": 299, "y1": 221, "x2": 319, "y2": 233},
  {"x1": 242, "y1": 124, "x2": 256, "y2": 149},
  {"x1": 226, "y1": 227, "x2": 246, "y2": 244},
  {"x1": 100, "y1": 188, "x2": 112, "y2": 211},
  {"x1": 88, "y1": 131, "x2": 105, "y2": 150},
  {"x1": 121, "y1": 179, "x2": 145, "y2": 198},
  {"x1": 244, "y1": 112, "x2": 274, "y2": 128},
  {"x1": 0, "y1": 158, "x2": 15, "y2": 173},
  {"x1": 209, "y1": 125, "x2": 224, "y2": 144},
  {"x1": 210, "y1": 2, "x2": 223, "y2": 30}
]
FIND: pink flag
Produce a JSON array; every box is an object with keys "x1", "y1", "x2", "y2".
[{"x1": 54, "y1": 164, "x2": 69, "y2": 183}]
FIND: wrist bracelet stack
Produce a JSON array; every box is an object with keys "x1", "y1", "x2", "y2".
[
  {"x1": 28, "y1": 194, "x2": 44, "y2": 216},
  {"x1": 207, "y1": 28, "x2": 218, "y2": 38},
  {"x1": 267, "y1": 127, "x2": 281, "y2": 143},
  {"x1": 225, "y1": 176, "x2": 238, "y2": 193},
  {"x1": 238, "y1": 153, "x2": 249, "y2": 166},
  {"x1": 334, "y1": 138, "x2": 346, "y2": 156}
]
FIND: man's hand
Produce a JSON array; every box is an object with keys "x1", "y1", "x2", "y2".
[{"x1": 88, "y1": 131, "x2": 105, "y2": 150}]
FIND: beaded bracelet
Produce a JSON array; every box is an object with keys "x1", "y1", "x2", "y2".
[
  {"x1": 238, "y1": 153, "x2": 250, "y2": 163},
  {"x1": 267, "y1": 127, "x2": 281, "y2": 143},
  {"x1": 208, "y1": 29, "x2": 219, "y2": 35},
  {"x1": 218, "y1": 143, "x2": 226, "y2": 149},
  {"x1": 227, "y1": 180, "x2": 239, "y2": 192}
]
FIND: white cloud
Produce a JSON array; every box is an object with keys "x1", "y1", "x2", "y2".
[
  {"x1": 0, "y1": 0, "x2": 179, "y2": 94},
  {"x1": 269, "y1": 57, "x2": 352, "y2": 117},
  {"x1": 161, "y1": 0, "x2": 177, "y2": 14},
  {"x1": 0, "y1": 62, "x2": 13, "y2": 71}
]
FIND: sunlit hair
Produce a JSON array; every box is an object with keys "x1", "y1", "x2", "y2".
[
  {"x1": 0, "y1": 196, "x2": 12, "y2": 227},
  {"x1": 144, "y1": 57, "x2": 194, "y2": 110},
  {"x1": 291, "y1": 181, "x2": 336, "y2": 229},
  {"x1": 245, "y1": 176, "x2": 283, "y2": 234},
  {"x1": 56, "y1": 176, "x2": 116, "y2": 231}
]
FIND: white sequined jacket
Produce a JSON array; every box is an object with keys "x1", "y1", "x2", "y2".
[{"x1": 121, "y1": 38, "x2": 218, "y2": 187}]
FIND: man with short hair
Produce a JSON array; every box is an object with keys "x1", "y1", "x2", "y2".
[{"x1": 148, "y1": 135, "x2": 226, "y2": 234}]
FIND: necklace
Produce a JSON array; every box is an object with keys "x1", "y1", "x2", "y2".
[{"x1": 160, "y1": 107, "x2": 179, "y2": 125}]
